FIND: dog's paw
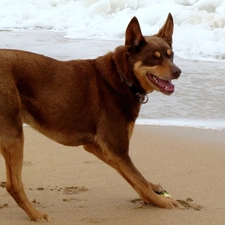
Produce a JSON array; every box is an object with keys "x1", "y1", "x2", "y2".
[
  {"x1": 159, "y1": 196, "x2": 185, "y2": 209},
  {"x1": 29, "y1": 211, "x2": 50, "y2": 222}
]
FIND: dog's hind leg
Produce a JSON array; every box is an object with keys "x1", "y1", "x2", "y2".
[
  {"x1": 1, "y1": 133, "x2": 49, "y2": 221},
  {"x1": 0, "y1": 87, "x2": 49, "y2": 221}
]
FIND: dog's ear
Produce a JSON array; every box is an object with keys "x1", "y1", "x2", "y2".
[
  {"x1": 125, "y1": 17, "x2": 146, "y2": 54},
  {"x1": 156, "y1": 13, "x2": 174, "y2": 47}
]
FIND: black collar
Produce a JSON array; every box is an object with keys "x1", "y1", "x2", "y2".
[{"x1": 119, "y1": 73, "x2": 148, "y2": 104}]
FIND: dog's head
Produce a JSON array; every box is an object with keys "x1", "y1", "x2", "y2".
[{"x1": 125, "y1": 13, "x2": 181, "y2": 95}]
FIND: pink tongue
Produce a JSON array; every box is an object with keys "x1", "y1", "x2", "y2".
[{"x1": 158, "y1": 79, "x2": 174, "y2": 92}]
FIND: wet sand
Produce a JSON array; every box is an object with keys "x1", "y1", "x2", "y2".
[{"x1": 1, "y1": 126, "x2": 225, "y2": 225}]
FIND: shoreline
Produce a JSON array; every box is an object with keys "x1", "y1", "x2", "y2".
[{"x1": 136, "y1": 118, "x2": 225, "y2": 131}]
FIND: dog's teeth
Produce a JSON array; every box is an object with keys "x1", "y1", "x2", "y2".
[{"x1": 153, "y1": 76, "x2": 158, "y2": 83}]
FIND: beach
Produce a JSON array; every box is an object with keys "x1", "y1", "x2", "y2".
[
  {"x1": 0, "y1": 1, "x2": 225, "y2": 224},
  {"x1": 0, "y1": 23, "x2": 225, "y2": 225},
  {"x1": 1, "y1": 126, "x2": 225, "y2": 225}
]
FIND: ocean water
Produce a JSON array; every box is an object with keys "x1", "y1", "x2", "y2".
[
  {"x1": 0, "y1": 0, "x2": 225, "y2": 130},
  {"x1": 139, "y1": 58, "x2": 225, "y2": 130}
]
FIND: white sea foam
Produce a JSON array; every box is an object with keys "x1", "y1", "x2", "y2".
[
  {"x1": 136, "y1": 118, "x2": 225, "y2": 131},
  {"x1": 0, "y1": 0, "x2": 225, "y2": 61}
]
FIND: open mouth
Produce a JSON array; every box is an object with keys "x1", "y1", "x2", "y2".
[{"x1": 146, "y1": 73, "x2": 174, "y2": 95}]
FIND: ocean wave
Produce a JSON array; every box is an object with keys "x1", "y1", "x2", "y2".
[{"x1": 0, "y1": 0, "x2": 225, "y2": 61}]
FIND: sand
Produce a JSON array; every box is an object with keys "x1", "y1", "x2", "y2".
[{"x1": 1, "y1": 126, "x2": 225, "y2": 225}]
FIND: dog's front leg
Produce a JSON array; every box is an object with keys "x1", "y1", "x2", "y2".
[{"x1": 83, "y1": 143, "x2": 179, "y2": 209}]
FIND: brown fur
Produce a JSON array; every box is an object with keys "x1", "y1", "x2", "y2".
[{"x1": 0, "y1": 13, "x2": 181, "y2": 221}]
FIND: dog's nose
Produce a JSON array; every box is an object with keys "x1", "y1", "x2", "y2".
[{"x1": 172, "y1": 67, "x2": 181, "y2": 78}]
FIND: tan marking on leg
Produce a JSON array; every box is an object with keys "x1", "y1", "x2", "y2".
[{"x1": 128, "y1": 122, "x2": 134, "y2": 141}]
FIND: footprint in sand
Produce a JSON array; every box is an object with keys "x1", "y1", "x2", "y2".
[
  {"x1": 0, "y1": 182, "x2": 6, "y2": 188},
  {"x1": 23, "y1": 161, "x2": 33, "y2": 166},
  {"x1": 177, "y1": 198, "x2": 202, "y2": 211},
  {"x1": 81, "y1": 218, "x2": 106, "y2": 223},
  {"x1": 62, "y1": 198, "x2": 87, "y2": 203},
  {"x1": 63, "y1": 186, "x2": 89, "y2": 195},
  {"x1": 83, "y1": 160, "x2": 99, "y2": 164},
  {"x1": 130, "y1": 198, "x2": 153, "y2": 209},
  {"x1": 130, "y1": 197, "x2": 202, "y2": 211},
  {"x1": 131, "y1": 199, "x2": 144, "y2": 204},
  {"x1": 0, "y1": 203, "x2": 9, "y2": 209}
]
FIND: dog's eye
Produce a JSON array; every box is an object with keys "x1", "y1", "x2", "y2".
[
  {"x1": 150, "y1": 56, "x2": 157, "y2": 61},
  {"x1": 149, "y1": 55, "x2": 160, "y2": 62},
  {"x1": 169, "y1": 53, "x2": 174, "y2": 61}
]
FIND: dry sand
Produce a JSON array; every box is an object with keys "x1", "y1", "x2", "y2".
[{"x1": 1, "y1": 125, "x2": 225, "y2": 225}]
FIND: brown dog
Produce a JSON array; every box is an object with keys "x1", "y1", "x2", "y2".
[{"x1": 0, "y1": 13, "x2": 181, "y2": 221}]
